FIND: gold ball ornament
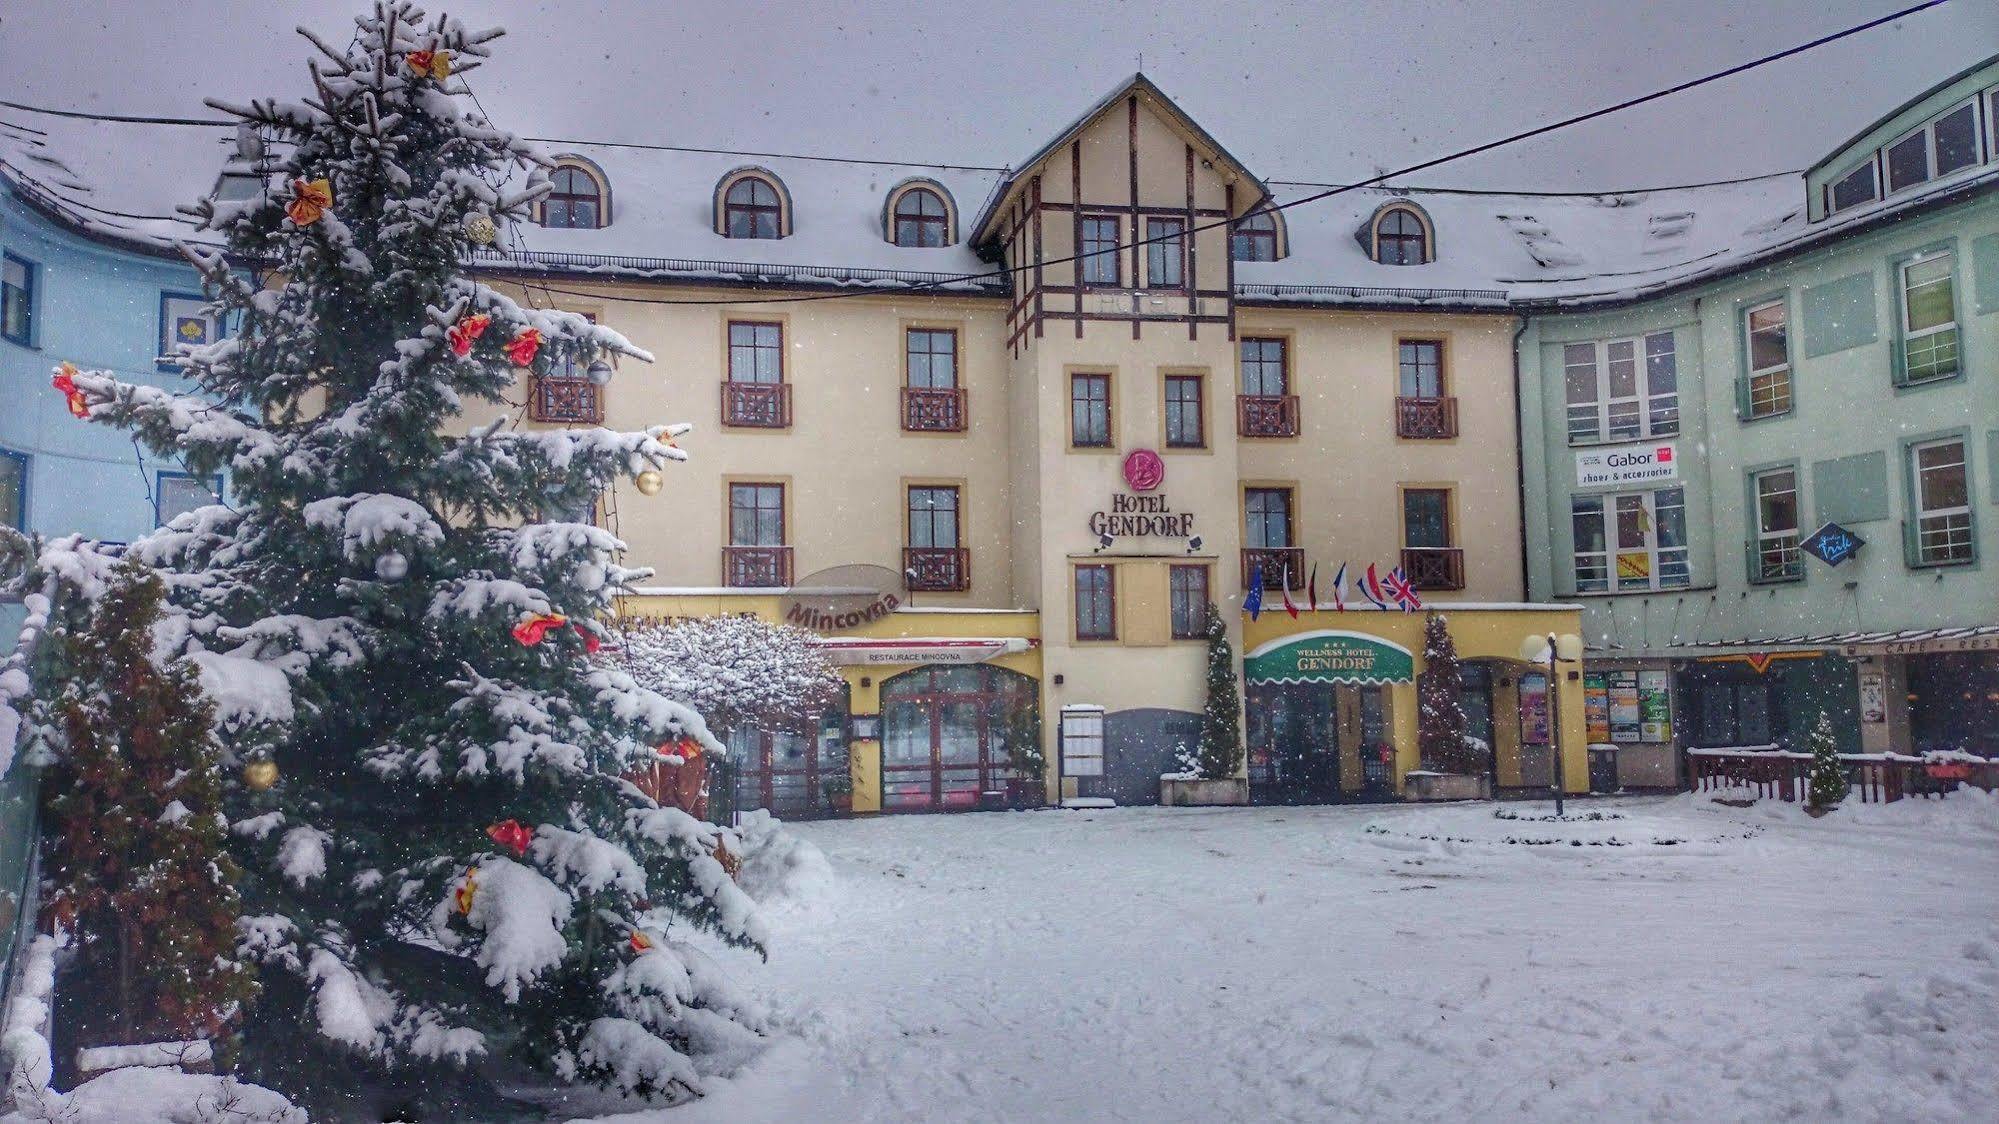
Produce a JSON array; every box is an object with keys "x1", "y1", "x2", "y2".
[
  {"x1": 244, "y1": 759, "x2": 280, "y2": 791},
  {"x1": 634, "y1": 470, "x2": 664, "y2": 496},
  {"x1": 462, "y1": 211, "x2": 497, "y2": 245}
]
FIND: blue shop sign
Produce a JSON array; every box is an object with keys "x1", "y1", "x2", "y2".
[{"x1": 1800, "y1": 522, "x2": 1864, "y2": 567}]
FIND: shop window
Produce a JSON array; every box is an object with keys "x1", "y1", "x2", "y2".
[
  {"x1": 1074, "y1": 564, "x2": 1116, "y2": 640},
  {"x1": 0, "y1": 448, "x2": 25, "y2": 530},
  {"x1": 1562, "y1": 330, "x2": 1678, "y2": 444},
  {"x1": 1164, "y1": 374, "x2": 1204, "y2": 449},
  {"x1": 1070, "y1": 372, "x2": 1111, "y2": 448},
  {"x1": 1145, "y1": 217, "x2": 1185, "y2": 288},
  {"x1": 1897, "y1": 251, "x2": 1959, "y2": 385},
  {"x1": 723, "y1": 321, "x2": 789, "y2": 427},
  {"x1": 1, "y1": 253, "x2": 35, "y2": 346},
  {"x1": 1169, "y1": 564, "x2": 1209, "y2": 640},
  {"x1": 155, "y1": 472, "x2": 221, "y2": 527},
  {"x1": 1571, "y1": 486, "x2": 1689, "y2": 593},
  {"x1": 1742, "y1": 299, "x2": 1791, "y2": 419},
  {"x1": 725, "y1": 482, "x2": 790, "y2": 587},
  {"x1": 1080, "y1": 215, "x2": 1121, "y2": 285},
  {"x1": 1909, "y1": 438, "x2": 1972, "y2": 567},
  {"x1": 905, "y1": 485, "x2": 967, "y2": 592},
  {"x1": 1750, "y1": 469, "x2": 1802, "y2": 582},
  {"x1": 902, "y1": 328, "x2": 963, "y2": 431}
]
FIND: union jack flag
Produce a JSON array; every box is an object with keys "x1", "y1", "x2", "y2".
[{"x1": 1382, "y1": 566, "x2": 1422, "y2": 612}]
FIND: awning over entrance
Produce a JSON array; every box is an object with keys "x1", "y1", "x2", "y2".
[
  {"x1": 817, "y1": 637, "x2": 1033, "y2": 666},
  {"x1": 1243, "y1": 630, "x2": 1415, "y2": 686}
]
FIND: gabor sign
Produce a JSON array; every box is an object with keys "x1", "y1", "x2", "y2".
[{"x1": 1576, "y1": 441, "x2": 1678, "y2": 487}]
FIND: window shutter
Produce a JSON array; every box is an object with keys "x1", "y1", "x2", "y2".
[{"x1": 1733, "y1": 374, "x2": 1750, "y2": 420}]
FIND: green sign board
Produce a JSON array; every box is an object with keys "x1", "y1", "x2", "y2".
[{"x1": 1243, "y1": 630, "x2": 1415, "y2": 686}]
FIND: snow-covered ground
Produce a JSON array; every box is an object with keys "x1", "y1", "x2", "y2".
[{"x1": 599, "y1": 792, "x2": 1999, "y2": 1124}]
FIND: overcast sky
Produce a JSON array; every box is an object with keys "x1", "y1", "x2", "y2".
[{"x1": 2, "y1": 0, "x2": 1993, "y2": 190}]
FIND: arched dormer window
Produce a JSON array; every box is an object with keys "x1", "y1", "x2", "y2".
[
  {"x1": 541, "y1": 158, "x2": 610, "y2": 229},
  {"x1": 1365, "y1": 203, "x2": 1433, "y2": 265},
  {"x1": 1230, "y1": 208, "x2": 1285, "y2": 262},
  {"x1": 715, "y1": 168, "x2": 791, "y2": 239},
  {"x1": 885, "y1": 180, "x2": 956, "y2": 247}
]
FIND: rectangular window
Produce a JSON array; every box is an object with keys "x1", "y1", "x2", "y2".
[
  {"x1": 1397, "y1": 339, "x2": 1445, "y2": 397},
  {"x1": 1912, "y1": 439, "x2": 1972, "y2": 566},
  {"x1": 727, "y1": 321, "x2": 783, "y2": 384},
  {"x1": 1827, "y1": 160, "x2": 1877, "y2": 213},
  {"x1": 1145, "y1": 217, "x2": 1185, "y2": 288},
  {"x1": 906, "y1": 486, "x2": 960, "y2": 549},
  {"x1": 905, "y1": 328, "x2": 957, "y2": 389},
  {"x1": 1244, "y1": 487, "x2": 1293, "y2": 549},
  {"x1": 1900, "y1": 252, "x2": 1959, "y2": 384},
  {"x1": 1933, "y1": 102, "x2": 1980, "y2": 177},
  {"x1": 1070, "y1": 372, "x2": 1111, "y2": 447},
  {"x1": 1752, "y1": 469, "x2": 1801, "y2": 582},
  {"x1": 1240, "y1": 337, "x2": 1287, "y2": 397},
  {"x1": 1402, "y1": 488, "x2": 1451, "y2": 548},
  {"x1": 1562, "y1": 331, "x2": 1678, "y2": 443},
  {"x1": 1570, "y1": 486, "x2": 1688, "y2": 593},
  {"x1": 1075, "y1": 564, "x2": 1116, "y2": 640},
  {"x1": 0, "y1": 448, "x2": 24, "y2": 530},
  {"x1": 1080, "y1": 215, "x2": 1121, "y2": 285},
  {"x1": 1744, "y1": 299, "x2": 1792, "y2": 418},
  {"x1": 159, "y1": 293, "x2": 223, "y2": 368},
  {"x1": 1, "y1": 253, "x2": 35, "y2": 347},
  {"x1": 1169, "y1": 564, "x2": 1209, "y2": 640},
  {"x1": 1886, "y1": 131, "x2": 1931, "y2": 194},
  {"x1": 729, "y1": 483, "x2": 785, "y2": 547},
  {"x1": 1164, "y1": 373, "x2": 1204, "y2": 448},
  {"x1": 155, "y1": 473, "x2": 221, "y2": 527}
]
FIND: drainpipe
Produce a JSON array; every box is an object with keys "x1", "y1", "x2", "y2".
[{"x1": 1511, "y1": 315, "x2": 1531, "y2": 603}]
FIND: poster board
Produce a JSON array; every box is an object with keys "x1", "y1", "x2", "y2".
[
  {"x1": 1609, "y1": 671, "x2": 1642, "y2": 743},
  {"x1": 1584, "y1": 673, "x2": 1610, "y2": 744},
  {"x1": 1638, "y1": 669, "x2": 1672, "y2": 742},
  {"x1": 1518, "y1": 674, "x2": 1550, "y2": 746}
]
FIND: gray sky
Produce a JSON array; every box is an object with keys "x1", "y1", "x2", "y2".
[{"x1": 2, "y1": 0, "x2": 1993, "y2": 190}]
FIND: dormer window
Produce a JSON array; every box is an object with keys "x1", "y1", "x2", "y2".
[
  {"x1": 888, "y1": 183, "x2": 952, "y2": 247},
  {"x1": 1371, "y1": 205, "x2": 1431, "y2": 265},
  {"x1": 1827, "y1": 160, "x2": 1879, "y2": 213},
  {"x1": 1231, "y1": 210, "x2": 1280, "y2": 262},
  {"x1": 1885, "y1": 101, "x2": 1981, "y2": 195},
  {"x1": 543, "y1": 159, "x2": 609, "y2": 229},
  {"x1": 718, "y1": 170, "x2": 788, "y2": 239}
]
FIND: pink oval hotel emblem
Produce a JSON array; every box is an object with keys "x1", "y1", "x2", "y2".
[{"x1": 1123, "y1": 449, "x2": 1165, "y2": 492}]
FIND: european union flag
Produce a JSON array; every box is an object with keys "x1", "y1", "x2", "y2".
[{"x1": 1244, "y1": 565, "x2": 1264, "y2": 620}]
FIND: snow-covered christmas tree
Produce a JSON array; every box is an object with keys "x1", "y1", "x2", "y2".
[
  {"x1": 1193, "y1": 604, "x2": 1243, "y2": 780},
  {"x1": 1805, "y1": 711, "x2": 1848, "y2": 811},
  {"x1": 1417, "y1": 613, "x2": 1470, "y2": 774},
  {"x1": 9, "y1": 4, "x2": 769, "y2": 1116}
]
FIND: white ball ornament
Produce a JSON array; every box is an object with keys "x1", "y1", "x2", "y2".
[
  {"x1": 375, "y1": 550, "x2": 410, "y2": 582},
  {"x1": 586, "y1": 358, "x2": 614, "y2": 386},
  {"x1": 462, "y1": 211, "x2": 497, "y2": 245}
]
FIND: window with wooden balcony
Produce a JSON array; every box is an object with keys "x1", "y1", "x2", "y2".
[
  {"x1": 723, "y1": 321, "x2": 789, "y2": 427},
  {"x1": 903, "y1": 328, "x2": 964, "y2": 431},
  {"x1": 1242, "y1": 487, "x2": 1301, "y2": 589},
  {"x1": 1071, "y1": 372, "x2": 1112, "y2": 448},
  {"x1": 1074, "y1": 564, "x2": 1117, "y2": 640},
  {"x1": 1395, "y1": 339, "x2": 1457, "y2": 439},
  {"x1": 1169, "y1": 564, "x2": 1210, "y2": 639},
  {"x1": 530, "y1": 312, "x2": 604, "y2": 424},
  {"x1": 1238, "y1": 337, "x2": 1298, "y2": 438},
  {"x1": 1164, "y1": 373, "x2": 1205, "y2": 449},
  {"x1": 905, "y1": 485, "x2": 968, "y2": 592},
  {"x1": 1401, "y1": 487, "x2": 1463, "y2": 590},
  {"x1": 725, "y1": 482, "x2": 790, "y2": 587}
]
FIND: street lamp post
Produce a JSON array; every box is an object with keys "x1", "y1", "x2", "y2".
[{"x1": 1521, "y1": 632, "x2": 1585, "y2": 816}]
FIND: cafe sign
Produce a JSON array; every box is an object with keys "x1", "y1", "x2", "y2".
[{"x1": 1243, "y1": 630, "x2": 1415, "y2": 686}]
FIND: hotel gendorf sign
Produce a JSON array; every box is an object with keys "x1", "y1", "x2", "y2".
[
  {"x1": 1244, "y1": 631, "x2": 1416, "y2": 686},
  {"x1": 1088, "y1": 449, "x2": 1198, "y2": 540}
]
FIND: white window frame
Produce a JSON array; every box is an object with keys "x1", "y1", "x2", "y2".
[
  {"x1": 1571, "y1": 486, "x2": 1689, "y2": 594},
  {"x1": 1911, "y1": 438, "x2": 1972, "y2": 567},
  {"x1": 1884, "y1": 98, "x2": 1984, "y2": 196},
  {"x1": 1899, "y1": 251, "x2": 1959, "y2": 384},
  {"x1": 1562, "y1": 330, "x2": 1679, "y2": 445},
  {"x1": 1751, "y1": 468, "x2": 1801, "y2": 582},
  {"x1": 1743, "y1": 299, "x2": 1791, "y2": 419},
  {"x1": 1825, "y1": 157, "x2": 1879, "y2": 215}
]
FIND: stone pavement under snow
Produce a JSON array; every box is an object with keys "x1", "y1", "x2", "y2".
[{"x1": 591, "y1": 794, "x2": 1998, "y2": 1123}]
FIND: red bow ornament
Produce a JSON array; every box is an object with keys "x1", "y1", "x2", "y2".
[
  {"x1": 511, "y1": 612, "x2": 568, "y2": 647},
  {"x1": 505, "y1": 327, "x2": 543, "y2": 368},
  {"x1": 51, "y1": 362, "x2": 90, "y2": 419},
  {"x1": 572, "y1": 622, "x2": 601, "y2": 654},
  {"x1": 454, "y1": 867, "x2": 479, "y2": 915},
  {"x1": 485, "y1": 819, "x2": 534, "y2": 857},
  {"x1": 287, "y1": 178, "x2": 333, "y2": 227},
  {"x1": 447, "y1": 313, "x2": 491, "y2": 357},
  {"x1": 629, "y1": 930, "x2": 654, "y2": 954},
  {"x1": 406, "y1": 48, "x2": 452, "y2": 80}
]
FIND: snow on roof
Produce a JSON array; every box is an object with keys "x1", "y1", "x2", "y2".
[{"x1": 4, "y1": 86, "x2": 1993, "y2": 308}]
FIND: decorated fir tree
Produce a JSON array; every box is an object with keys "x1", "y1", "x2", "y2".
[
  {"x1": 18, "y1": 4, "x2": 768, "y2": 1115},
  {"x1": 1194, "y1": 604, "x2": 1243, "y2": 780},
  {"x1": 1416, "y1": 613, "x2": 1469, "y2": 774},
  {"x1": 41, "y1": 560, "x2": 256, "y2": 1052},
  {"x1": 1806, "y1": 710, "x2": 1848, "y2": 811}
]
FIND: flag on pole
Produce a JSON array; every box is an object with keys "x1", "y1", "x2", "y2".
[
  {"x1": 1307, "y1": 563, "x2": 1318, "y2": 610},
  {"x1": 1383, "y1": 566, "x2": 1423, "y2": 612},
  {"x1": 1245, "y1": 565, "x2": 1264, "y2": 620},
  {"x1": 1359, "y1": 563, "x2": 1391, "y2": 610},
  {"x1": 1281, "y1": 566, "x2": 1299, "y2": 619},
  {"x1": 1331, "y1": 562, "x2": 1348, "y2": 611}
]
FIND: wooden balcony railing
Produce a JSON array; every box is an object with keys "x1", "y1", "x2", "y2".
[
  {"x1": 1236, "y1": 394, "x2": 1300, "y2": 438},
  {"x1": 902, "y1": 386, "x2": 967, "y2": 432},
  {"x1": 904, "y1": 547, "x2": 970, "y2": 592},
  {"x1": 1240, "y1": 547, "x2": 1305, "y2": 590},
  {"x1": 1400, "y1": 547, "x2": 1465, "y2": 591},
  {"x1": 721, "y1": 381, "x2": 792, "y2": 428},
  {"x1": 1395, "y1": 396, "x2": 1458, "y2": 439},
  {"x1": 530, "y1": 376, "x2": 603, "y2": 424},
  {"x1": 722, "y1": 545, "x2": 793, "y2": 588}
]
